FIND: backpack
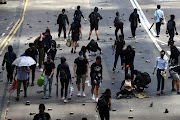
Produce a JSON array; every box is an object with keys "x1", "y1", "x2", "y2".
[
  {"x1": 141, "y1": 72, "x2": 151, "y2": 85},
  {"x1": 97, "y1": 94, "x2": 108, "y2": 111},
  {"x1": 90, "y1": 12, "x2": 97, "y2": 24},
  {"x1": 167, "y1": 21, "x2": 174, "y2": 30},
  {"x1": 114, "y1": 17, "x2": 123, "y2": 27},
  {"x1": 71, "y1": 22, "x2": 79, "y2": 33},
  {"x1": 34, "y1": 37, "x2": 41, "y2": 49}
]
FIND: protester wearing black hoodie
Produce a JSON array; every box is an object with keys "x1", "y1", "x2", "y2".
[
  {"x1": 2, "y1": 45, "x2": 16, "y2": 83},
  {"x1": 125, "y1": 45, "x2": 135, "y2": 80},
  {"x1": 56, "y1": 57, "x2": 71, "y2": 103}
]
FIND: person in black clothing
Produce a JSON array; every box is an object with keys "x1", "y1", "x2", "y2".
[
  {"x1": 90, "y1": 56, "x2": 103, "y2": 102},
  {"x1": 166, "y1": 15, "x2": 178, "y2": 45},
  {"x1": 125, "y1": 45, "x2": 135, "y2": 80},
  {"x1": 56, "y1": 57, "x2": 71, "y2": 103},
  {"x1": 98, "y1": 89, "x2": 111, "y2": 120},
  {"x1": 68, "y1": 18, "x2": 82, "y2": 53},
  {"x1": 169, "y1": 41, "x2": 179, "y2": 65},
  {"x1": 33, "y1": 104, "x2": 51, "y2": 120},
  {"x1": 74, "y1": 6, "x2": 86, "y2": 23},
  {"x1": 114, "y1": 12, "x2": 124, "y2": 40},
  {"x1": 43, "y1": 28, "x2": 52, "y2": 57},
  {"x1": 129, "y1": 8, "x2": 141, "y2": 39},
  {"x1": 86, "y1": 39, "x2": 102, "y2": 54},
  {"x1": 25, "y1": 43, "x2": 38, "y2": 86},
  {"x1": 112, "y1": 35, "x2": 126, "y2": 71},
  {"x1": 88, "y1": 7, "x2": 103, "y2": 41},
  {"x1": 57, "y1": 9, "x2": 69, "y2": 40},
  {"x1": 2, "y1": 45, "x2": 16, "y2": 84},
  {"x1": 116, "y1": 74, "x2": 137, "y2": 99}
]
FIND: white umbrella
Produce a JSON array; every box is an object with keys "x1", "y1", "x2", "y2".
[{"x1": 12, "y1": 56, "x2": 36, "y2": 67}]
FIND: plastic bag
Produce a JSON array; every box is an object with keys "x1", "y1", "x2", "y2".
[
  {"x1": 68, "y1": 83, "x2": 74, "y2": 98},
  {"x1": 8, "y1": 80, "x2": 17, "y2": 93},
  {"x1": 37, "y1": 75, "x2": 44, "y2": 86}
]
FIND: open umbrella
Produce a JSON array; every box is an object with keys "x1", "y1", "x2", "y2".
[{"x1": 12, "y1": 56, "x2": 36, "y2": 67}]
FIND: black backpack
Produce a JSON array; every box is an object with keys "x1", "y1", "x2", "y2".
[
  {"x1": 97, "y1": 94, "x2": 108, "y2": 111},
  {"x1": 167, "y1": 21, "x2": 174, "y2": 30},
  {"x1": 114, "y1": 17, "x2": 123, "y2": 27},
  {"x1": 90, "y1": 12, "x2": 97, "y2": 24},
  {"x1": 141, "y1": 72, "x2": 151, "y2": 85}
]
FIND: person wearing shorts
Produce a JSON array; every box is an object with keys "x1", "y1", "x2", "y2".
[
  {"x1": 169, "y1": 65, "x2": 180, "y2": 94},
  {"x1": 90, "y1": 56, "x2": 102, "y2": 102},
  {"x1": 74, "y1": 51, "x2": 89, "y2": 97}
]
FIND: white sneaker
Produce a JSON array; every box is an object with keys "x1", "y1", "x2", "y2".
[
  {"x1": 61, "y1": 97, "x2": 65, "y2": 100},
  {"x1": 77, "y1": 91, "x2": 81, "y2": 97},
  {"x1": 64, "y1": 99, "x2": 68, "y2": 103},
  {"x1": 82, "y1": 92, "x2": 86, "y2": 97},
  {"x1": 91, "y1": 94, "x2": 95, "y2": 100},
  {"x1": 95, "y1": 98, "x2": 98, "y2": 103},
  {"x1": 38, "y1": 68, "x2": 43, "y2": 72},
  {"x1": 64, "y1": 39, "x2": 67, "y2": 42}
]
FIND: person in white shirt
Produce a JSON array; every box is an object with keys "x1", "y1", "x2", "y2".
[
  {"x1": 154, "y1": 5, "x2": 165, "y2": 37},
  {"x1": 153, "y1": 50, "x2": 168, "y2": 95}
]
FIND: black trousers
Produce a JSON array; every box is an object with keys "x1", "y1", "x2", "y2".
[
  {"x1": 60, "y1": 78, "x2": 69, "y2": 99},
  {"x1": 114, "y1": 53, "x2": 125, "y2": 68},
  {"x1": 99, "y1": 111, "x2": 109, "y2": 120},
  {"x1": 87, "y1": 46, "x2": 101, "y2": 53},
  {"x1": 6, "y1": 64, "x2": 14, "y2": 82},
  {"x1": 156, "y1": 22, "x2": 161, "y2": 36},
  {"x1": 157, "y1": 69, "x2": 165, "y2": 91},
  {"x1": 115, "y1": 26, "x2": 124, "y2": 40},
  {"x1": 29, "y1": 64, "x2": 36, "y2": 83},
  {"x1": 131, "y1": 25, "x2": 137, "y2": 37},
  {"x1": 168, "y1": 30, "x2": 175, "y2": 41},
  {"x1": 117, "y1": 89, "x2": 132, "y2": 96},
  {"x1": 58, "y1": 24, "x2": 66, "y2": 39},
  {"x1": 125, "y1": 63, "x2": 134, "y2": 80}
]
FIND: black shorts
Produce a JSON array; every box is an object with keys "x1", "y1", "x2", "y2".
[
  {"x1": 90, "y1": 24, "x2": 98, "y2": 31},
  {"x1": 91, "y1": 79, "x2": 100, "y2": 86},
  {"x1": 72, "y1": 33, "x2": 79, "y2": 42}
]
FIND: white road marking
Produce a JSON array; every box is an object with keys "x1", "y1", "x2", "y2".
[
  {"x1": 130, "y1": 0, "x2": 168, "y2": 60},
  {"x1": 166, "y1": 51, "x2": 171, "y2": 55},
  {"x1": 1, "y1": 33, "x2": 5, "y2": 37},
  {"x1": 6, "y1": 27, "x2": 9, "y2": 31},
  {"x1": 10, "y1": 22, "x2": 13, "y2": 25}
]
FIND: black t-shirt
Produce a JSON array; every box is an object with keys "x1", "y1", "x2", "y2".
[
  {"x1": 90, "y1": 62, "x2": 102, "y2": 80},
  {"x1": 44, "y1": 62, "x2": 55, "y2": 76},
  {"x1": 115, "y1": 40, "x2": 125, "y2": 54},
  {"x1": 74, "y1": 57, "x2": 88, "y2": 75},
  {"x1": 25, "y1": 48, "x2": 38, "y2": 61},
  {"x1": 33, "y1": 112, "x2": 51, "y2": 120},
  {"x1": 71, "y1": 21, "x2": 81, "y2": 34}
]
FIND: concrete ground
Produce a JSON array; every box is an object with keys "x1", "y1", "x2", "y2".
[{"x1": 0, "y1": 0, "x2": 180, "y2": 120}]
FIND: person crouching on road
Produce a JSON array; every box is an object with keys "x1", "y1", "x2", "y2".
[
  {"x1": 116, "y1": 74, "x2": 137, "y2": 99},
  {"x1": 56, "y1": 57, "x2": 71, "y2": 103},
  {"x1": 153, "y1": 50, "x2": 168, "y2": 96},
  {"x1": 14, "y1": 65, "x2": 30, "y2": 101},
  {"x1": 74, "y1": 51, "x2": 89, "y2": 97},
  {"x1": 42, "y1": 56, "x2": 55, "y2": 99},
  {"x1": 33, "y1": 104, "x2": 51, "y2": 120},
  {"x1": 91, "y1": 56, "x2": 103, "y2": 102}
]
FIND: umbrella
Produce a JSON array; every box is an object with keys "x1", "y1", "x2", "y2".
[{"x1": 12, "y1": 56, "x2": 36, "y2": 67}]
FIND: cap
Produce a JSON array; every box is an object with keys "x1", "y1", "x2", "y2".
[{"x1": 79, "y1": 51, "x2": 83, "y2": 56}]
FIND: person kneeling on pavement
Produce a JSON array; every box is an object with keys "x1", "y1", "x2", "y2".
[
  {"x1": 117, "y1": 74, "x2": 137, "y2": 99},
  {"x1": 86, "y1": 39, "x2": 102, "y2": 55},
  {"x1": 169, "y1": 65, "x2": 180, "y2": 94}
]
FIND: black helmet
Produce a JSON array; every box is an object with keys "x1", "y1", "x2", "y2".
[
  {"x1": 60, "y1": 56, "x2": 66, "y2": 63},
  {"x1": 94, "y1": 7, "x2": 98, "y2": 12},
  {"x1": 116, "y1": 11, "x2": 120, "y2": 16},
  {"x1": 8, "y1": 45, "x2": 13, "y2": 52}
]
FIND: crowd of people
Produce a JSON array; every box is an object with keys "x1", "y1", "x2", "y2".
[{"x1": 1, "y1": 4, "x2": 180, "y2": 120}]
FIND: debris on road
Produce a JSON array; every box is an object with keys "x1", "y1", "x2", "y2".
[
  {"x1": 150, "y1": 102, "x2": 153, "y2": 107},
  {"x1": 146, "y1": 60, "x2": 151, "y2": 63},
  {"x1": 128, "y1": 116, "x2": 133, "y2": 119},
  {"x1": 29, "y1": 113, "x2": 36, "y2": 115},
  {"x1": 70, "y1": 112, "x2": 74, "y2": 115},
  {"x1": 130, "y1": 109, "x2": 133, "y2": 112},
  {"x1": 164, "y1": 109, "x2": 169, "y2": 113},
  {"x1": 112, "y1": 108, "x2": 116, "y2": 111},
  {"x1": 48, "y1": 108, "x2": 52, "y2": 111},
  {"x1": 26, "y1": 101, "x2": 30, "y2": 105}
]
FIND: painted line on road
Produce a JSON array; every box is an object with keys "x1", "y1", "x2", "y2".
[
  {"x1": 6, "y1": 27, "x2": 9, "y2": 31},
  {"x1": 9, "y1": 22, "x2": 13, "y2": 26},
  {"x1": 166, "y1": 51, "x2": 171, "y2": 55},
  {"x1": 130, "y1": 0, "x2": 168, "y2": 59},
  {"x1": 1, "y1": 33, "x2": 5, "y2": 37}
]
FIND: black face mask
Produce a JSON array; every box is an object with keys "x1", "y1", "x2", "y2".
[{"x1": 161, "y1": 54, "x2": 164, "y2": 58}]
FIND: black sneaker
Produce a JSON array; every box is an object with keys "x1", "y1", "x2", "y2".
[
  {"x1": 16, "y1": 97, "x2": 19, "y2": 101},
  {"x1": 97, "y1": 38, "x2": 100, "y2": 41},
  {"x1": 74, "y1": 51, "x2": 76, "y2": 54},
  {"x1": 71, "y1": 48, "x2": 73, "y2": 53},
  {"x1": 171, "y1": 88, "x2": 176, "y2": 92},
  {"x1": 31, "y1": 83, "x2": 34, "y2": 86},
  {"x1": 24, "y1": 95, "x2": 27, "y2": 97},
  {"x1": 88, "y1": 37, "x2": 90, "y2": 40},
  {"x1": 156, "y1": 35, "x2": 159, "y2": 37},
  {"x1": 27, "y1": 82, "x2": 29, "y2": 87},
  {"x1": 112, "y1": 67, "x2": 116, "y2": 71}
]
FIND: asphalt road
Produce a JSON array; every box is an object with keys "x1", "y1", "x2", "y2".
[{"x1": 0, "y1": 0, "x2": 180, "y2": 120}]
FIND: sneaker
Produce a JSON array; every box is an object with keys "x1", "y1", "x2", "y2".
[
  {"x1": 61, "y1": 97, "x2": 65, "y2": 100},
  {"x1": 9, "y1": 82, "x2": 12, "y2": 85},
  {"x1": 27, "y1": 82, "x2": 29, "y2": 87},
  {"x1": 156, "y1": 35, "x2": 159, "y2": 37},
  {"x1": 100, "y1": 51, "x2": 103, "y2": 54},
  {"x1": 38, "y1": 68, "x2": 43, "y2": 72},
  {"x1": 156, "y1": 92, "x2": 160, "y2": 96},
  {"x1": 64, "y1": 39, "x2": 67, "y2": 42},
  {"x1": 82, "y1": 92, "x2": 86, "y2": 97},
  {"x1": 42, "y1": 95, "x2": 46, "y2": 99},
  {"x1": 177, "y1": 92, "x2": 180, "y2": 95},
  {"x1": 16, "y1": 97, "x2": 19, "y2": 101},
  {"x1": 31, "y1": 83, "x2": 34, "y2": 86},
  {"x1": 88, "y1": 37, "x2": 90, "y2": 40},
  {"x1": 74, "y1": 51, "x2": 76, "y2": 54},
  {"x1": 77, "y1": 91, "x2": 81, "y2": 97},
  {"x1": 91, "y1": 94, "x2": 95, "y2": 100},
  {"x1": 97, "y1": 38, "x2": 100, "y2": 41},
  {"x1": 161, "y1": 91, "x2": 164, "y2": 94},
  {"x1": 71, "y1": 48, "x2": 73, "y2": 53},
  {"x1": 121, "y1": 65, "x2": 124, "y2": 70},
  {"x1": 117, "y1": 94, "x2": 122, "y2": 99},
  {"x1": 95, "y1": 98, "x2": 98, "y2": 103},
  {"x1": 171, "y1": 88, "x2": 176, "y2": 92},
  {"x1": 49, "y1": 94, "x2": 53, "y2": 97},
  {"x1": 112, "y1": 67, "x2": 116, "y2": 71},
  {"x1": 64, "y1": 99, "x2": 68, "y2": 103}
]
